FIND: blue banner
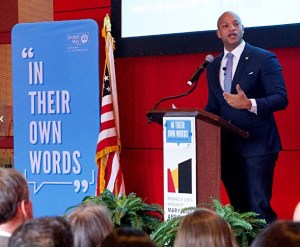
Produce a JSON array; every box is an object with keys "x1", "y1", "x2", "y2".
[
  {"x1": 12, "y1": 20, "x2": 99, "y2": 216},
  {"x1": 165, "y1": 120, "x2": 192, "y2": 144}
]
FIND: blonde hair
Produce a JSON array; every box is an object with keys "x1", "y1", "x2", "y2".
[{"x1": 174, "y1": 208, "x2": 237, "y2": 247}]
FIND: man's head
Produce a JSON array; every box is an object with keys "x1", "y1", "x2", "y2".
[
  {"x1": 217, "y1": 11, "x2": 244, "y2": 51},
  {"x1": 0, "y1": 168, "x2": 33, "y2": 232},
  {"x1": 8, "y1": 216, "x2": 73, "y2": 247},
  {"x1": 66, "y1": 202, "x2": 113, "y2": 247}
]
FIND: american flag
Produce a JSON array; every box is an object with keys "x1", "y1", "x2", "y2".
[{"x1": 95, "y1": 26, "x2": 125, "y2": 196}]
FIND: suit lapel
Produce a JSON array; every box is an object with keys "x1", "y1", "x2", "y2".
[
  {"x1": 232, "y1": 44, "x2": 252, "y2": 92},
  {"x1": 212, "y1": 54, "x2": 223, "y2": 92}
]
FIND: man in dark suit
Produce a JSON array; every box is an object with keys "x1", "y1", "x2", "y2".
[
  {"x1": 205, "y1": 11, "x2": 288, "y2": 223},
  {"x1": 0, "y1": 168, "x2": 33, "y2": 247}
]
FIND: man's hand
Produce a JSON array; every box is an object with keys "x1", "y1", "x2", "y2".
[{"x1": 223, "y1": 84, "x2": 252, "y2": 110}]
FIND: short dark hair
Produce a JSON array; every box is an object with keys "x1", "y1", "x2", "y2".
[
  {"x1": 0, "y1": 168, "x2": 30, "y2": 224},
  {"x1": 250, "y1": 220, "x2": 300, "y2": 247},
  {"x1": 102, "y1": 227, "x2": 156, "y2": 247},
  {"x1": 8, "y1": 216, "x2": 73, "y2": 247}
]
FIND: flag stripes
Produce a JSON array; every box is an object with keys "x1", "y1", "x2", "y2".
[{"x1": 95, "y1": 21, "x2": 125, "y2": 196}]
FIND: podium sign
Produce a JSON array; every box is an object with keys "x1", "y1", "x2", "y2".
[
  {"x1": 147, "y1": 108, "x2": 248, "y2": 221},
  {"x1": 163, "y1": 116, "x2": 197, "y2": 220}
]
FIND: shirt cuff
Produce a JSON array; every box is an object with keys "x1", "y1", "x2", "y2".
[{"x1": 249, "y1": 99, "x2": 257, "y2": 114}]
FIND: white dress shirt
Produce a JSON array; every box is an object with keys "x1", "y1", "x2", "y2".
[{"x1": 219, "y1": 40, "x2": 257, "y2": 114}]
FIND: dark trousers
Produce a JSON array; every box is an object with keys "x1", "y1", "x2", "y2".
[{"x1": 221, "y1": 152, "x2": 278, "y2": 224}]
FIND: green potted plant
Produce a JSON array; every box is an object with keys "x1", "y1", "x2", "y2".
[
  {"x1": 211, "y1": 199, "x2": 266, "y2": 247},
  {"x1": 150, "y1": 199, "x2": 267, "y2": 247},
  {"x1": 66, "y1": 189, "x2": 164, "y2": 234},
  {"x1": 66, "y1": 191, "x2": 266, "y2": 247}
]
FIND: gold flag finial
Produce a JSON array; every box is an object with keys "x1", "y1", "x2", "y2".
[{"x1": 102, "y1": 14, "x2": 112, "y2": 38}]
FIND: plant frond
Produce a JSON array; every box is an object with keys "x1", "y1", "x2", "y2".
[{"x1": 65, "y1": 192, "x2": 266, "y2": 247}]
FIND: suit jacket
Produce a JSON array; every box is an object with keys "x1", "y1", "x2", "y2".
[
  {"x1": 0, "y1": 235, "x2": 9, "y2": 247},
  {"x1": 205, "y1": 43, "x2": 288, "y2": 157}
]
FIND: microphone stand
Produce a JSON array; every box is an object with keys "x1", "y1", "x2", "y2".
[{"x1": 154, "y1": 78, "x2": 199, "y2": 109}]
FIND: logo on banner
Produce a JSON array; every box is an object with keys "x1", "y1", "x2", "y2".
[
  {"x1": 67, "y1": 32, "x2": 90, "y2": 52},
  {"x1": 165, "y1": 120, "x2": 192, "y2": 144},
  {"x1": 167, "y1": 159, "x2": 192, "y2": 194}
]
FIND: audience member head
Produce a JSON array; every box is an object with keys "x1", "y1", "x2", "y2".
[
  {"x1": 293, "y1": 202, "x2": 300, "y2": 221},
  {"x1": 101, "y1": 227, "x2": 156, "y2": 247},
  {"x1": 250, "y1": 220, "x2": 300, "y2": 247},
  {"x1": 174, "y1": 208, "x2": 238, "y2": 247},
  {"x1": 0, "y1": 168, "x2": 33, "y2": 233},
  {"x1": 8, "y1": 216, "x2": 73, "y2": 247},
  {"x1": 66, "y1": 202, "x2": 113, "y2": 247}
]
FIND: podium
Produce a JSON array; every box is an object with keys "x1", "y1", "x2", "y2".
[{"x1": 147, "y1": 108, "x2": 248, "y2": 219}]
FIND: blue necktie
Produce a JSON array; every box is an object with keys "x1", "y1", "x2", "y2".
[{"x1": 224, "y1": 53, "x2": 233, "y2": 93}]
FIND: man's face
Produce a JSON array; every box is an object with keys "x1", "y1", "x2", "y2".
[{"x1": 217, "y1": 12, "x2": 244, "y2": 51}]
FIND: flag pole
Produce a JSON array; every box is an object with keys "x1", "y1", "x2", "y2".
[
  {"x1": 103, "y1": 13, "x2": 112, "y2": 35},
  {"x1": 96, "y1": 14, "x2": 125, "y2": 196},
  {"x1": 102, "y1": 14, "x2": 120, "y2": 138}
]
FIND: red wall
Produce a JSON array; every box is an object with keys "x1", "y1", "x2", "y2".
[{"x1": 53, "y1": 1, "x2": 300, "y2": 220}]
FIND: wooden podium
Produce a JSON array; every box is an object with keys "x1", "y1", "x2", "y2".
[{"x1": 147, "y1": 108, "x2": 248, "y2": 218}]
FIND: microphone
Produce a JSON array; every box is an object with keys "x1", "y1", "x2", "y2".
[
  {"x1": 152, "y1": 54, "x2": 214, "y2": 109},
  {"x1": 187, "y1": 54, "x2": 214, "y2": 86}
]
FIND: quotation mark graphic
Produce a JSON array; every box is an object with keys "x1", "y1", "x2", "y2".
[
  {"x1": 25, "y1": 169, "x2": 95, "y2": 194},
  {"x1": 73, "y1": 170, "x2": 95, "y2": 193},
  {"x1": 74, "y1": 179, "x2": 89, "y2": 193},
  {"x1": 22, "y1": 47, "x2": 34, "y2": 58}
]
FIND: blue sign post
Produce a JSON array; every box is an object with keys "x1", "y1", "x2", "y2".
[{"x1": 12, "y1": 19, "x2": 100, "y2": 216}]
